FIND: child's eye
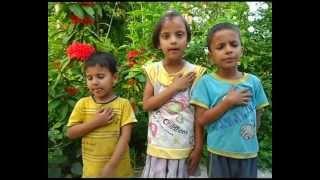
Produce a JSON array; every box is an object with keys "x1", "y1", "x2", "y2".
[
  {"x1": 160, "y1": 33, "x2": 170, "y2": 39},
  {"x1": 97, "y1": 74, "x2": 105, "y2": 79},
  {"x1": 176, "y1": 32, "x2": 184, "y2": 38},
  {"x1": 231, "y1": 42, "x2": 239, "y2": 47},
  {"x1": 215, "y1": 44, "x2": 224, "y2": 50}
]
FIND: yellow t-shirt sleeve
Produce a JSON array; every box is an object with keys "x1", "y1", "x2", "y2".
[
  {"x1": 120, "y1": 99, "x2": 138, "y2": 127},
  {"x1": 142, "y1": 63, "x2": 157, "y2": 86},
  {"x1": 194, "y1": 65, "x2": 207, "y2": 82},
  {"x1": 67, "y1": 98, "x2": 85, "y2": 127}
]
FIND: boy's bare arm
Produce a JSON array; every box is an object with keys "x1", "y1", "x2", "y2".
[
  {"x1": 67, "y1": 108, "x2": 113, "y2": 139},
  {"x1": 199, "y1": 89, "x2": 251, "y2": 126},
  {"x1": 198, "y1": 99, "x2": 233, "y2": 126},
  {"x1": 101, "y1": 123, "x2": 133, "y2": 177}
]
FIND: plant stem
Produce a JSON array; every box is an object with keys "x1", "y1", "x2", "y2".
[{"x1": 106, "y1": 2, "x2": 118, "y2": 39}]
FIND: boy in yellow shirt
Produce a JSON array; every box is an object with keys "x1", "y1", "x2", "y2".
[{"x1": 66, "y1": 52, "x2": 137, "y2": 177}]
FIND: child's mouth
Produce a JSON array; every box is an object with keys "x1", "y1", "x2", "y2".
[
  {"x1": 93, "y1": 88, "x2": 104, "y2": 93},
  {"x1": 168, "y1": 48, "x2": 180, "y2": 52}
]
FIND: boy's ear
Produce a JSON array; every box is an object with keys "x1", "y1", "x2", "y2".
[
  {"x1": 112, "y1": 74, "x2": 118, "y2": 86},
  {"x1": 208, "y1": 51, "x2": 214, "y2": 65}
]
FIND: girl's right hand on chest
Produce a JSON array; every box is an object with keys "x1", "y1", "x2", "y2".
[
  {"x1": 93, "y1": 108, "x2": 114, "y2": 127},
  {"x1": 172, "y1": 72, "x2": 196, "y2": 91}
]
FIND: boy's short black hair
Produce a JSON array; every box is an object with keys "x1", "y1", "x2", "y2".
[
  {"x1": 84, "y1": 52, "x2": 117, "y2": 74},
  {"x1": 207, "y1": 22, "x2": 241, "y2": 51},
  {"x1": 152, "y1": 9, "x2": 191, "y2": 49}
]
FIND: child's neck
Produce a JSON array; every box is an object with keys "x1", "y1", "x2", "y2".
[
  {"x1": 217, "y1": 68, "x2": 243, "y2": 80},
  {"x1": 163, "y1": 58, "x2": 185, "y2": 74},
  {"x1": 94, "y1": 92, "x2": 116, "y2": 104}
]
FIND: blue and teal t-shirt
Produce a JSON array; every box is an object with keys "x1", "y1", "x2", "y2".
[{"x1": 190, "y1": 72, "x2": 269, "y2": 159}]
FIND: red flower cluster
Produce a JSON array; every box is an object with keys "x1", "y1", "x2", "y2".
[
  {"x1": 65, "y1": 86, "x2": 79, "y2": 96},
  {"x1": 127, "y1": 50, "x2": 139, "y2": 59},
  {"x1": 127, "y1": 50, "x2": 139, "y2": 67},
  {"x1": 66, "y1": 42, "x2": 95, "y2": 61},
  {"x1": 70, "y1": 14, "x2": 94, "y2": 25}
]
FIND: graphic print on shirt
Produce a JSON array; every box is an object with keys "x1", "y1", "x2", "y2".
[
  {"x1": 214, "y1": 86, "x2": 257, "y2": 140},
  {"x1": 148, "y1": 87, "x2": 193, "y2": 147}
]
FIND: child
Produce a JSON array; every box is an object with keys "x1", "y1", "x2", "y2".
[
  {"x1": 190, "y1": 22, "x2": 269, "y2": 178},
  {"x1": 66, "y1": 52, "x2": 137, "y2": 178},
  {"x1": 141, "y1": 10, "x2": 206, "y2": 178}
]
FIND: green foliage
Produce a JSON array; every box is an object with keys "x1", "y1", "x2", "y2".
[{"x1": 48, "y1": 2, "x2": 272, "y2": 177}]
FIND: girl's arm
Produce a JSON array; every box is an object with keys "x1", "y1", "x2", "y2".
[
  {"x1": 188, "y1": 106, "x2": 205, "y2": 175},
  {"x1": 101, "y1": 123, "x2": 133, "y2": 177},
  {"x1": 143, "y1": 72, "x2": 196, "y2": 111},
  {"x1": 67, "y1": 108, "x2": 113, "y2": 139},
  {"x1": 143, "y1": 79, "x2": 178, "y2": 111}
]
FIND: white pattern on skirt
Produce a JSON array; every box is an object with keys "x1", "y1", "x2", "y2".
[{"x1": 141, "y1": 155, "x2": 200, "y2": 178}]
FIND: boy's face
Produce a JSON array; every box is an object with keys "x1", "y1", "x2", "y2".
[
  {"x1": 209, "y1": 29, "x2": 243, "y2": 70},
  {"x1": 158, "y1": 16, "x2": 188, "y2": 62},
  {"x1": 86, "y1": 65, "x2": 117, "y2": 102}
]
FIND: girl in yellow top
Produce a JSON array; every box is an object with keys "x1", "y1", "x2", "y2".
[
  {"x1": 66, "y1": 52, "x2": 137, "y2": 178},
  {"x1": 141, "y1": 10, "x2": 206, "y2": 178}
]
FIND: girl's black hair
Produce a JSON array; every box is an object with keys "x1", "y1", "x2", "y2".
[
  {"x1": 207, "y1": 22, "x2": 241, "y2": 52},
  {"x1": 84, "y1": 52, "x2": 117, "y2": 74},
  {"x1": 152, "y1": 9, "x2": 191, "y2": 49}
]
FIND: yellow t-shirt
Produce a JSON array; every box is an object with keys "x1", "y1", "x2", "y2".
[
  {"x1": 143, "y1": 60, "x2": 206, "y2": 87},
  {"x1": 67, "y1": 96, "x2": 137, "y2": 178},
  {"x1": 142, "y1": 61, "x2": 206, "y2": 159}
]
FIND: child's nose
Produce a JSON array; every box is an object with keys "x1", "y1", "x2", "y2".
[
  {"x1": 91, "y1": 78, "x2": 99, "y2": 85},
  {"x1": 169, "y1": 36, "x2": 177, "y2": 44},
  {"x1": 225, "y1": 45, "x2": 234, "y2": 53}
]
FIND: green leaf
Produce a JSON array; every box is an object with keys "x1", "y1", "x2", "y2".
[
  {"x1": 48, "y1": 99, "x2": 61, "y2": 112},
  {"x1": 85, "y1": 27, "x2": 101, "y2": 41},
  {"x1": 68, "y1": 4, "x2": 84, "y2": 19},
  {"x1": 71, "y1": 162, "x2": 82, "y2": 175},
  {"x1": 63, "y1": 30, "x2": 77, "y2": 44},
  {"x1": 82, "y1": 6, "x2": 95, "y2": 18},
  {"x1": 67, "y1": 99, "x2": 76, "y2": 107},
  {"x1": 59, "y1": 104, "x2": 69, "y2": 121},
  {"x1": 49, "y1": 30, "x2": 66, "y2": 39},
  {"x1": 118, "y1": 44, "x2": 129, "y2": 50},
  {"x1": 53, "y1": 121, "x2": 64, "y2": 129},
  {"x1": 48, "y1": 167, "x2": 62, "y2": 178},
  {"x1": 95, "y1": 4, "x2": 103, "y2": 17},
  {"x1": 136, "y1": 74, "x2": 145, "y2": 83},
  {"x1": 134, "y1": 85, "x2": 140, "y2": 92},
  {"x1": 52, "y1": 73, "x2": 62, "y2": 91}
]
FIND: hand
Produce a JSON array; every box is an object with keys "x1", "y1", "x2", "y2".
[
  {"x1": 224, "y1": 87, "x2": 251, "y2": 106},
  {"x1": 100, "y1": 163, "x2": 115, "y2": 177},
  {"x1": 187, "y1": 149, "x2": 201, "y2": 176},
  {"x1": 93, "y1": 108, "x2": 114, "y2": 128},
  {"x1": 172, "y1": 71, "x2": 196, "y2": 91}
]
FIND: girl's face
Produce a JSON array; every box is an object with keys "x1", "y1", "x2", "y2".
[
  {"x1": 86, "y1": 65, "x2": 117, "y2": 102},
  {"x1": 158, "y1": 16, "x2": 188, "y2": 62},
  {"x1": 209, "y1": 29, "x2": 243, "y2": 70}
]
